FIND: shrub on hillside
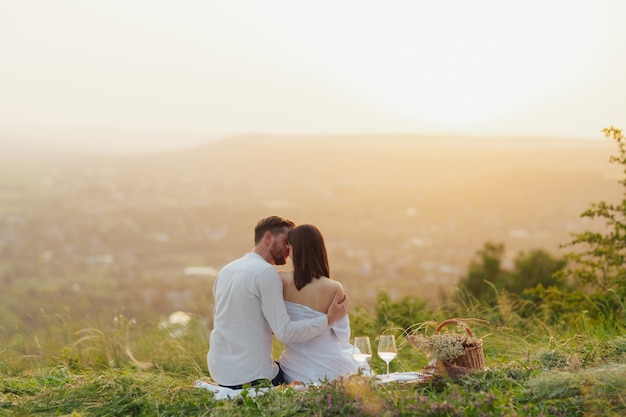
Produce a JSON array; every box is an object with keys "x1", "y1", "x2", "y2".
[{"x1": 548, "y1": 126, "x2": 626, "y2": 326}]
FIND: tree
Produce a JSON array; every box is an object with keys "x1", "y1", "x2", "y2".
[
  {"x1": 456, "y1": 242, "x2": 509, "y2": 302},
  {"x1": 456, "y1": 243, "x2": 566, "y2": 304},
  {"x1": 508, "y1": 249, "x2": 567, "y2": 294},
  {"x1": 557, "y1": 126, "x2": 626, "y2": 297}
]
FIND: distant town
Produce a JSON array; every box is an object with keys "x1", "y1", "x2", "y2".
[{"x1": 0, "y1": 133, "x2": 619, "y2": 330}]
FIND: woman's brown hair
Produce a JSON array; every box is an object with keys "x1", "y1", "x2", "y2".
[{"x1": 288, "y1": 224, "x2": 330, "y2": 290}]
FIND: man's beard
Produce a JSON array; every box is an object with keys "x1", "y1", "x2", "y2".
[{"x1": 270, "y1": 245, "x2": 287, "y2": 265}]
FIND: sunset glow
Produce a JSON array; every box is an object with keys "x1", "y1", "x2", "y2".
[{"x1": 1, "y1": 0, "x2": 625, "y2": 145}]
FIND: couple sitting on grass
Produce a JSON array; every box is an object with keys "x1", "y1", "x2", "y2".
[{"x1": 207, "y1": 216, "x2": 361, "y2": 389}]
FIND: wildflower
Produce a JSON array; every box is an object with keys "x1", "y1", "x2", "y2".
[{"x1": 408, "y1": 332, "x2": 479, "y2": 362}]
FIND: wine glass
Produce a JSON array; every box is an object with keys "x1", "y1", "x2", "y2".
[
  {"x1": 352, "y1": 336, "x2": 372, "y2": 375},
  {"x1": 377, "y1": 334, "x2": 397, "y2": 381}
]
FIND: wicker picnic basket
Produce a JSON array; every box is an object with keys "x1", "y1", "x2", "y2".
[{"x1": 434, "y1": 319, "x2": 485, "y2": 370}]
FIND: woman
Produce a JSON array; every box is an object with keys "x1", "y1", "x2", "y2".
[{"x1": 278, "y1": 224, "x2": 361, "y2": 384}]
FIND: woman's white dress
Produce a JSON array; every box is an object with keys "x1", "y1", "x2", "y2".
[{"x1": 279, "y1": 301, "x2": 361, "y2": 384}]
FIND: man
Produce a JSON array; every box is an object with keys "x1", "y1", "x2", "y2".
[{"x1": 207, "y1": 215, "x2": 349, "y2": 388}]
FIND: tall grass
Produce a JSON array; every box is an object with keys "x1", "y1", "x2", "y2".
[
  {"x1": 2, "y1": 290, "x2": 626, "y2": 416},
  {"x1": 1, "y1": 307, "x2": 210, "y2": 377}
]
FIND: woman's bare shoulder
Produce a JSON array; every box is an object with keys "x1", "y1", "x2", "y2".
[{"x1": 321, "y1": 277, "x2": 345, "y2": 298}]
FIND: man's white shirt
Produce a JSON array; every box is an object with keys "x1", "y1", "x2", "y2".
[{"x1": 207, "y1": 252, "x2": 329, "y2": 386}]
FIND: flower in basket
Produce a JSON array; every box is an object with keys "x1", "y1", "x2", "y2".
[{"x1": 408, "y1": 331, "x2": 479, "y2": 362}]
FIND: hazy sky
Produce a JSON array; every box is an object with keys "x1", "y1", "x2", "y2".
[{"x1": 2, "y1": 0, "x2": 626, "y2": 141}]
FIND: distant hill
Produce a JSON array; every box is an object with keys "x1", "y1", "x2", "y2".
[
  {"x1": 0, "y1": 125, "x2": 219, "y2": 156},
  {"x1": 157, "y1": 133, "x2": 617, "y2": 192},
  {"x1": 142, "y1": 133, "x2": 620, "y2": 298},
  {"x1": 0, "y1": 131, "x2": 621, "y2": 322}
]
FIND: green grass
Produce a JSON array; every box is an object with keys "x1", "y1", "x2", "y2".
[
  {"x1": 3, "y1": 361, "x2": 626, "y2": 416},
  {"x1": 2, "y1": 295, "x2": 626, "y2": 416}
]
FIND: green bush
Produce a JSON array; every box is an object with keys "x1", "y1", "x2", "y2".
[{"x1": 557, "y1": 126, "x2": 626, "y2": 319}]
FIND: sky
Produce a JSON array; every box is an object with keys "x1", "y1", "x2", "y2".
[{"x1": 1, "y1": 0, "x2": 626, "y2": 146}]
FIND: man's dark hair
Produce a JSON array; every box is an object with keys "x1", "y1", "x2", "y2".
[
  {"x1": 288, "y1": 224, "x2": 330, "y2": 290},
  {"x1": 254, "y1": 216, "x2": 296, "y2": 244}
]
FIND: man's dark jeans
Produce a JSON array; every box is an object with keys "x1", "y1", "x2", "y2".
[{"x1": 219, "y1": 362, "x2": 285, "y2": 390}]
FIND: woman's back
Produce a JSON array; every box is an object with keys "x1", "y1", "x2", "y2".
[
  {"x1": 279, "y1": 272, "x2": 358, "y2": 383},
  {"x1": 281, "y1": 271, "x2": 344, "y2": 312}
]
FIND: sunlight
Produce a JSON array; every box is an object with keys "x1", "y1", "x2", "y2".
[
  {"x1": 261, "y1": 0, "x2": 618, "y2": 134},
  {"x1": 1, "y1": 0, "x2": 625, "y2": 140},
  {"x1": 311, "y1": 1, "x2": 604, "y2": 131}
]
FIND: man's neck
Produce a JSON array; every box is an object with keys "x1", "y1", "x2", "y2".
[{"x1": 252, "y1": 247, "x2": 274, "y2": 265}]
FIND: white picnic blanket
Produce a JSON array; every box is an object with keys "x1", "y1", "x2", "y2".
[
  {"x1": 194, "y1": 380, "x2": 312, "y2": 400},
  {"x1": 374, "y1": 371, "x2": 429, "y2": 384},
  {"x1": 195, "y1": 372, "x2": 429, "y2": 400},
  {"x1": 194, "y1": 381, "x2": 273, "y2": 400}
]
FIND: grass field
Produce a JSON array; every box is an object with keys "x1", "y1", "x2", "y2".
[{"x1": 2, "y1": 292, "x2": 626, "y2": 417}]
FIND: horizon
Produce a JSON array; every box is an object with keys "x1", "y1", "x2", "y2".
[{"x1": 0, "y1": 123, "x2": 611, "y2": 155}]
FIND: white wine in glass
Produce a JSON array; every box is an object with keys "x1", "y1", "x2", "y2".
[
  {"x1": 377, "y1": 334, "x2": 397, "y2": 381},
  {"x1": 352, "y1": 336, "x2": 372, "y2": 374}
]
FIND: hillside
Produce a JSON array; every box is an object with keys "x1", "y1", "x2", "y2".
[{"x1": 0, "y1": 133, "x2": 620, "y2": 327}]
